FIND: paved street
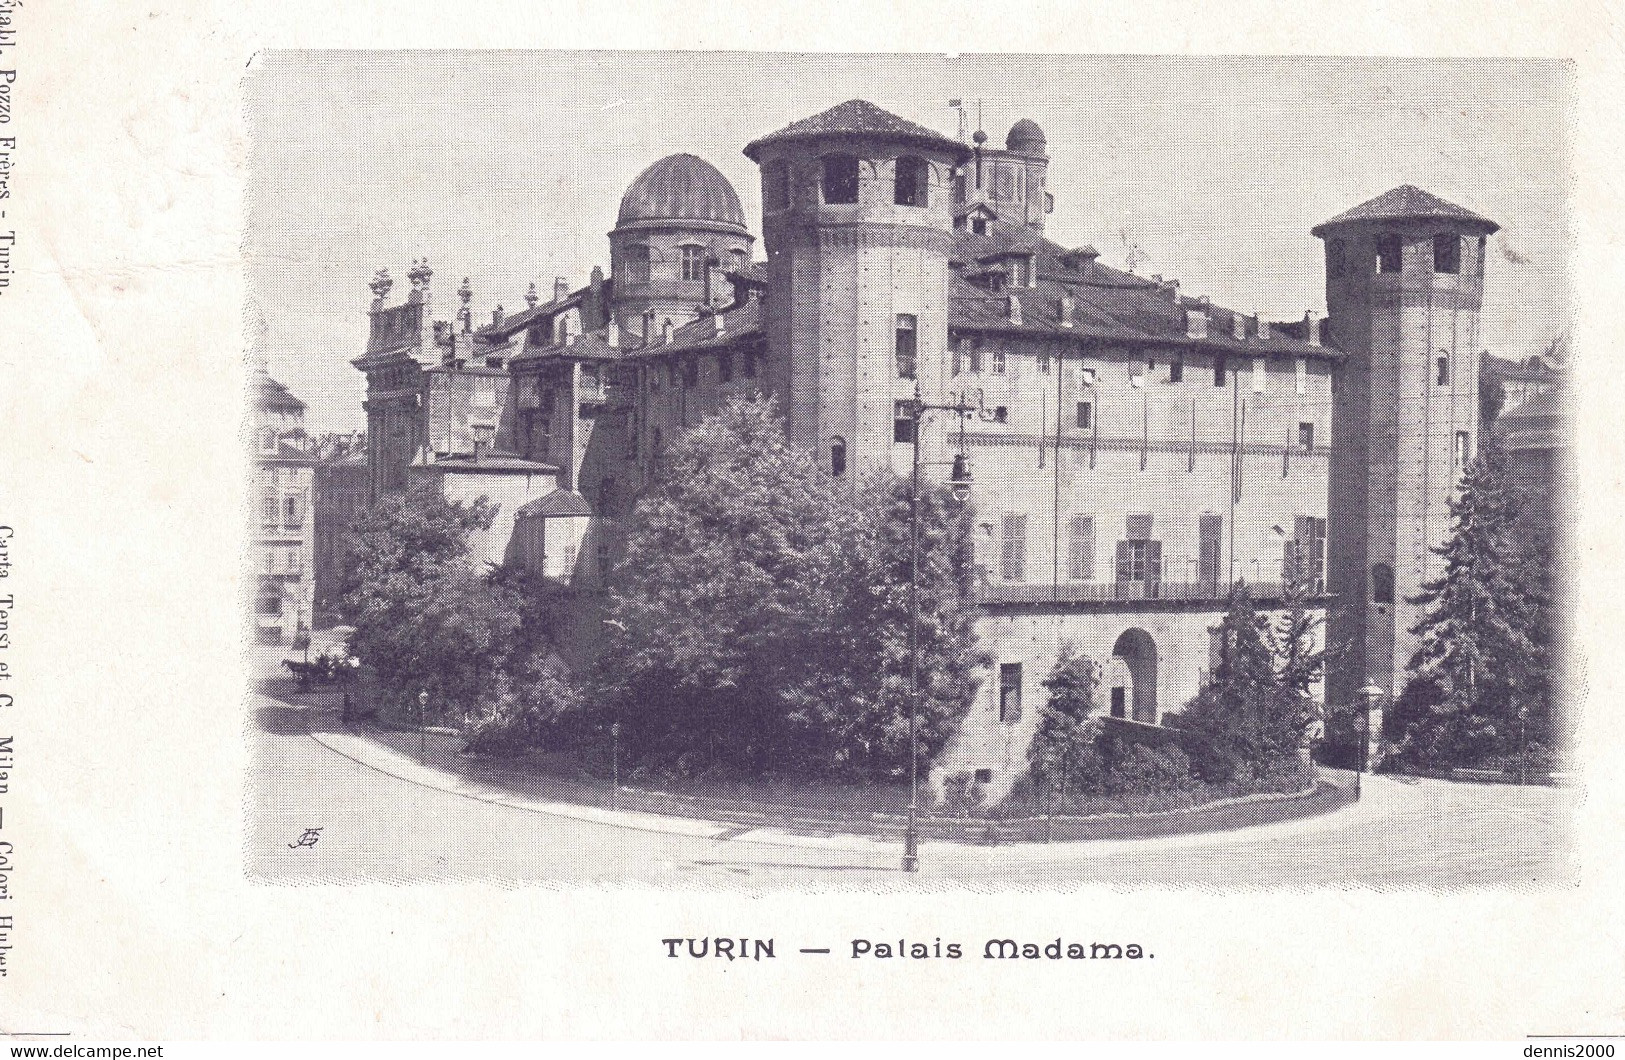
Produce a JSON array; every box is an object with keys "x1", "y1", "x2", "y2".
[{"x1": 245, "y1": 695, "x2": 1576, "y2": 890}]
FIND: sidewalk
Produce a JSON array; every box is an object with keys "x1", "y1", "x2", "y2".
[{"x1": 300, "y1": 711, "x2": 1388, "y2": 861}]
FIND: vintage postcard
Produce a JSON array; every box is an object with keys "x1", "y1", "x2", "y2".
[{"x1": 0, "y1": 1, "x2": 1620, "y2": 1044}]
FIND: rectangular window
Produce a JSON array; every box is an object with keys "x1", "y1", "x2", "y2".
[
  {"x1": 1000, "y1": 514, "x2": 1027, "y2": 581},
  {"x1": 991, "y1": 346, "x2": 1007, "y2": 375},
  {"x1": 1169, "y1": 357, "x2": 1183, "y2": 383},
  {"x1": 1434, "y1": 233, "x2": 1461, "y2": 274},
  {"x1": 284, "y1": 496, "x2": 301, "y2": 528},
  {"x1": 1299, "y1": 421, "x2": 1315, "y2": 453},
  {"x1": 1114, "y1": 539, "x2": 1163, "y2": 586},
  {"x1": 894, "y1": 314, "x2": 917, "y2": 380},
  {"x1": 1252, "y1": 358, "x2": 1266, "y2": 393},
  {"x1": 951, "y1": 336, "x2": 964, "y2": 377},
  {"x1": 286, "y1": 547, "x2": 303, "y2": 574},
  {"x1": 1437, "y1": 355, "x2": 1450, "y2": 386},
  {"x1": 1377, "y1": 233, "x2": 1403, "y2": 273},
  {"x1": 1455, "y1": 430, "x2": 1471, "y2": 467},
  {"x1": 680, "y1": 245, "x2": 707, "y2": 283},
  {"x1": 1214, "y1": 355, "x2": 1227, "y2": 386},
  {"x1": 893, "y1": 401, "x2": 916, "y2": 444},
  {"x1": 1076, "y1": 401, "x2": 1093, "y2": 430},
  {"x1": 967, "y1": 335, "x2": 983, "y2": 374},
  {"x1": 1198, "y1": 514, "x2": 1223, "y2": 587},
  {"x1": 263, "y1": 550, "x2": 275, "y2": 576},
  {"x1": 262, "y1": 495, "x2": 278, "y2": 526},
  {"x1": 1009, "y1": 257, "x2": 1031, "y2": 288},
  {"x1": 1296, "y1": 357, "x2": 1307, "y2": 395},
  {"x1": 822, "y1": 155, "x2": 860, "y2": 204},
  {"x1": 1068, "y1": 515, "x2": 1095, "y2": 581},
  {"x1": 998, "y1": 663, "x2": 1023, "y2": 724},
  {"x1": 993, "y1": 406, "x2": 1008, "y2": 424}
]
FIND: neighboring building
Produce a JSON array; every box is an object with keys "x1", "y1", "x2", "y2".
[
  {"x1": 312, "y1": 432, "x2": 368, "y2": 627},
  {"x1": 1498, "y1": 387, "x2": 1572, "y2": 544},
  {"x1": 353, "y1": 99, "x2": 1514, "y2": 793},
  {"x1": 253, "y1": 370, "x2": 315, "y2": 643},
  {"x1": 1485, "y1": 348, "x2": 1565, "y2": 411}
]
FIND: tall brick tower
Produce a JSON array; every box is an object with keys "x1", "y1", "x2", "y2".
[
  {"x1": 1316, "y1": 185, "x2": 1500, "y2": 717},
  {"x1": 744, "y1": 101, "x2": 971, "y2": 477}
]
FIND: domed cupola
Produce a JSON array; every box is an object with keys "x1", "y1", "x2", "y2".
[
  {"x1": 1005, "y1": 118, "x2": 1047, "y2": 157},
  {"x1": 615, "y1": 153, "x2": 750, "y2": 235},
  {"x1": 609, "y1": 153, "x2": 755, "y2": 338}
]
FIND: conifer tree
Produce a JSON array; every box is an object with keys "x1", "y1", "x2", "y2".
[{"x1": 1394, "y1": 436, "x2": 1535, "y2": 768}]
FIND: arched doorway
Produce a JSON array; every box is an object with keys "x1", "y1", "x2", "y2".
[{"x1": 1111, "y1": 628, "x2": 1158, "y2": 723}]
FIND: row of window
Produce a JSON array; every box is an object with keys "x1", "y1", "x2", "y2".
[
  {"x1": 762, "y1": 154, "x2": 933, "y2": 210},
  {"x1": 993, "y1": 513, "x2": 1327, "y2": 587},
  {"x1": 620, "y1": 244, "x2": 749, "y2": 285},
  {"x1": 261, "y1": 494, "x2": 305, "y2": 528},
  {"x1": 1326, "y1": 233, "x2": 1482, "y2": 278},
  {"x1": 261, "y1": 545, "x2": 305, "y2": 576},
  {"x1": 935, "y1": 335, "x2": 1320, "y2": 396},
  {"x1": 644, "y1": 350, "x2": 760, "y2": 392}
]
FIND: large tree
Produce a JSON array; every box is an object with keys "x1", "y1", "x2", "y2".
[
  {"x1": 1025, "y1": 647, "x2": 1105, "y2": 802},
  {"x1": 340, "y1": 485, "x2": 521, "y2": 721},
  {"x1": 1392, "y1": 436, "x2": 1538, "y2": 769},
  {"x1": 594, "y1": 393, "x2": 983, "y2": 780}
]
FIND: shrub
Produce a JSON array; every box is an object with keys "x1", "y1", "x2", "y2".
[
  {"x1": 462, "y1": 654, "x2": 584, "y2": 757},
  {"x1": 1103, "y1": 743, "x2": 1198, "y2": 798}
]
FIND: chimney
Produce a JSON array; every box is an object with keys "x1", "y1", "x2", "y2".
[
  {"x1": 525, "y1": 282, "x2": 539, "y2": 309},
  {"x1": 1185, "y1": 309, "x2": 1209, "y2": 339},
  {"x1": 554, "y1": 276, "x2": 570, "y2": 303},
  {"x1": 1256, "y1": 315, "x2": 1271, "y2": 341},
  {"x1": 1197, "y1": 295, "x2": 1210, "y2": 308},
  {"x1": 458, "y1": 277, "x2": 473, "y2": 332},
  {"x1": 1232, "y1": 312, "x2": 1246, "y2": 341},
  {"x1": 1059, "y1": 293, "x2": 1076, "y2": 328},
  {"x1": 492, "y1": 304, "x2": 505, "y2": 328},
  {"x1": 1166, "y1": 278, "x2": 1180, "y2": 302},
  {"x1": 1305, "y1": 309, "x2": 1321, "y2": 347},
  {"x1": 1008, "y1": 294, "x2": 1023, "y2": 325},
  {"x1": 662, "y1": 320, "x2": 674, "y2": 344},
  {"x1": 590, "y1": 266, "x2": 605, "y2": 323},
  {"x1": 642, "y1": 311, "x2": 654, "y2": 346},
  {"x1": 606, "y1": 318, "x2": 620, "y2": 348},
  {"x1": 715, "y1": 311, "x2": 725, "y2": 336}
]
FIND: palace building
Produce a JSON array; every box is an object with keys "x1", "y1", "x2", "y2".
[{"x1": 353, "y1": 99, "x2": 1497, "y2": 792}]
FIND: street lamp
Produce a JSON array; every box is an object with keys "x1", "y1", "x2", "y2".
[
  {"x1": 610, "y1": 720, "x2": 622, "y2": 809},
  {"x1": 900, "y1": 383, "x2": 979, "y2": 874},
  {"x1": 417, "y1": 689, "x2": 429, "y2": 764},
  {"x1": 1355, "y1": 679, "x2": 1383, "y2": 793}
]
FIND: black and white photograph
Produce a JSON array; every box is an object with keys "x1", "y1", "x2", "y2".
[{"x1": 243, "y1": 52, "x2": 1576, "y2": 891}]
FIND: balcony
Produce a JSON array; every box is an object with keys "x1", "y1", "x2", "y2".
[{"x1": 975, "y1": 579, "x2": 1321, "y2": 608}]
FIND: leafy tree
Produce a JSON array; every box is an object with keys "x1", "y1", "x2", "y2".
[
  {"x1": 594, "y1": 393, "x2": 983, "y2": 780},
  {"x1": 1392, "y1": 436, "x2": 1536, "y2": 768},
  {"x1": 341, "y1": 485, "x2": 521, "y2": 722},
  {"x1": 463, "y1": 653, "x2": 584, "y2": 756},
  {"x1": 1025, "y1": 647, "x2": 1105, "y2": 803}
]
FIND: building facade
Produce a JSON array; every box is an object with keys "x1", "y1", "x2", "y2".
[
  {"x1": 353, "y1": 98, "x2": 1503, "y2": 792},
  {"x1": 253, "y1": 370, "x2": 315, "y2": 643}
]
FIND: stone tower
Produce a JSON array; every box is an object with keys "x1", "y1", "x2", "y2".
[
  {"x1": 1315, "y1": 185, "x2": 1499, "y2": 715},
  {"x1": 743, "y1": 100, "x2": 971, "y2": 478},
  {"x1": 608, "y1": 153, "x2": 754, "y2": 344}
]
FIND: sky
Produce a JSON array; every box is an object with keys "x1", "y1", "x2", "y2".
[{"x1": 245, "y1": 52, "x2": 1573, "y2": 433}]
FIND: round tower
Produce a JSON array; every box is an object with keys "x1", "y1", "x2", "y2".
[
  {"x1": 1314, "y1": 185, "x2": 1499, "y2": 713},
  {"x1": 743, "y1": 99, "x2": 970, "y2": 477},
  {"x1": 609, "y1": 153, "x2": 754, "y2": 343}
]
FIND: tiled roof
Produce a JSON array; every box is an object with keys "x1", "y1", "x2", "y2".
[
  {"x1": 517, "y1": 489, "x2": 594, "y2": 519},
  {"x1": 617, "y1": 153, "x2": 748, "y2": 232},
  {"x1": 637, "y1": 298, "x2": 764, "y2": 356},
  {"x1": 474, "y1": 288, "x2": 585, "y2": 340},
  {"x1": 418, "y1": 450, "x2": 558, "y2": 474},
  {"x1": 728, "y1": 260, "x2": 770, "y2": 285},
  {"x1": 1311, "y1": 184, "x2": 1498, "y2": 236},
  {"x1": 254, "y1": 369, "x2": 306, "y2": 412},
  {"x1": 744, "y1": 99, "x2": 971, "y2": 162},
  {"x1": 948, "y1": 219, "x2": 1331, "y2": 358}
]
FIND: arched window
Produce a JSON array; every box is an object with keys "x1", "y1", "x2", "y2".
[
  {"x1": 679, "y1": 245, "x2": 707, "y2": 283},
  {"x1": 1376, "y1": 233, "x2": 1403, "y2": 274},
  {"x1": 822, "y1": 154, "x2": 860, "y2": 205},
  {"x1": 1433, "y1": 233, "x2": 1461, "y2": 274},
  {"x1": 729, "y1": 248, "x2": 747, "y2": 270},
  {"x1": 830, "y1": 436, "x2": 847, "y2": 477},
  {"x1": 763, "y1": 159, "x2": 791, "y2": 211},
  {"x1": 1436, "y1": 354, "x2": 1450, "y2": 386},
  {"x1": 894, "y1": 156, "x2": 929, "y2": 207},
  {"x1": 623, "y1": 244, "x2": 651, "y2": 285},
  {"x1": 1372, "y1": 563, "x2": 1395, "y2": 605},
  {"x1": 894, "y1": 314, "x2": 917, "y2": 380}
]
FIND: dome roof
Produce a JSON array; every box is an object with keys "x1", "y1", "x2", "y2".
[
  {"x1": 1006, "y1": 118, "x2": 1047, "y2": 155},
  {"x1": 616, "y1": 153, "x2": 748, "y2": 233}
]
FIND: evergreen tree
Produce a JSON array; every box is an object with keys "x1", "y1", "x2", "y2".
[
  {"x1": 1175, "y1": 582, "x2": 1282, "y2": 781},
  {"x1": 1025, "y1": 647, "x2": 1104, "y2": 802},
  {"x1": 1393, "y1": 436, "x2": 1535, "y2": 768}
]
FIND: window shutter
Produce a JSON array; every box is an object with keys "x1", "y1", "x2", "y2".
[
  {"x1": 1116, "y1": 540, "x2": 1131, "y2": 582},
  {"x1": 1282, "y1": 538, "x2": 1298, "y2": 582},
  {"x1": 1146, "y1": 540, "x2": 1163, "y2": 584},
  {"x1": 1069, "y1": 516, "x2": 1095, "y2": 581}
]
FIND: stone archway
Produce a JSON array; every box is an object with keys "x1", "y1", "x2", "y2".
[{"x1": 1111, "y1": 628, "x2": 1159, "y2": 723}]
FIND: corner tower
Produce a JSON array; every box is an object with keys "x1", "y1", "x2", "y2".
[
  {"x1": 744, "y1": 100, "x2": 971, "y2": 477},
  {"x1": 609, "y1": 153, "x2": 754, "y2": 343},
  {"x1": 1315, "y1": 185, "x2": 1499, "y2": 712}
]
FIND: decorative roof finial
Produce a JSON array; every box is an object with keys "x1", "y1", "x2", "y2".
[
  {"x1": 525, "y1": 282, "x2": 539, "y2": 309},
  {"x1": 458, "y1": 277, "x2": 473, "y2": 306},
  {"x1": 369, "y1": 267, "x2": 393, "y2": 304}
]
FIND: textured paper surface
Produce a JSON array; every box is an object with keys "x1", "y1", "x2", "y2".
[{"x1": 0, "y1": 0, "x2": 1619, "y2": 1040}]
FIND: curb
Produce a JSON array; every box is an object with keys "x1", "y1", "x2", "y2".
[{"x1": 304, "y1": 724, "x2": 1378, "y2": 859}]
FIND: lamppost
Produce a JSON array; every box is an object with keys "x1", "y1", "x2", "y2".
[
  {"x1": 610, "y1": 720, "x2": 622, "y2": 809},
  {"x1": 900, "y1": 382, "x2": 979, "y2": 874},
  {"x1": 417, "y1": 689, "x2": 429, "y2": 764},
  {"x1": 1355, "y1": 679, "x2": 1383, "y2": 795}
]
